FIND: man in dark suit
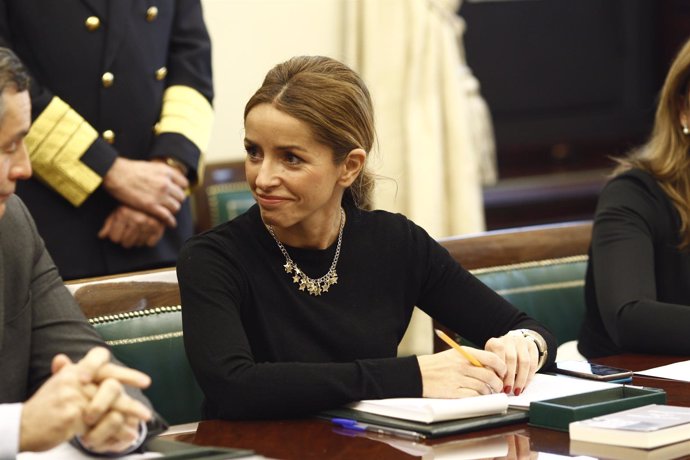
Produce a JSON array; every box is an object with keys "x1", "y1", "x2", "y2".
[
  {"x1": 0, "y1": 0, "x2": 214, "y2": 280},
  {"x1": 0, "y1": 48, "x2": 157, "y2": 456}
]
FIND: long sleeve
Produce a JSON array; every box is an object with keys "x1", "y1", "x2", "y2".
[
  {"x1": 0, "y1": 4, "x2": 113, "y2": 207},
  {"x1": 582, "y1": 169, "x2": 690, "y2": 356},
  {"x1": 0, "y1": 196, "x2": 110, "y2": 398},
  {"x1": 150, "y1": 0, "x2": 214, "y2": 184},
  {"x1": 178, "y1": 205, "x2": 557, "y2": 420},
  {"x1": 4, "y1": 0, "x2": 211, "y2": 279},
  {"x1": 0, "y1": 0, "x2": 213, "y2": 206},
  {"x1": 413, "y1": 233, "x2": 557, "y2": 364},
  {"x1": 0, "y1": 196, "x2": 158, "y2": 453},
  {"x1": 178, "y1": 234, "x2": 422, "y2": 420}
]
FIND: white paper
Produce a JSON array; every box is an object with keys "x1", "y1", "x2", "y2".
[
  {"x1": 508, "y1": 373, "x2": 621, "y2": 409},
  {"x1": 636, "y1": 360, "x2": 690, "y2": 382},
  {"x1": 351, "y1": 373, "x2": 621, "y2": 422},
  {"x1": 350, "y1": 392, "x2": 509, "y2": 423}
]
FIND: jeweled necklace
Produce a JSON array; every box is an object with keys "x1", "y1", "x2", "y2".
[{"x1": 266, "y1": 208, "x2": 345, "y2": 296}]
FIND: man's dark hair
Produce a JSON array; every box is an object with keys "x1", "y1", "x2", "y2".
[{"x1": 0, "y1": 47, "x2": 30, "y2": 116}]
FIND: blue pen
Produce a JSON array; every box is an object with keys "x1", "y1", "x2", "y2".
[{"x1": 331, "y1": 418, "x2": 426, "y2": 441}]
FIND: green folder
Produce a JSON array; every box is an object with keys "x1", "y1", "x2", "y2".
[{"x1": 320, "y1": 407, "x2": 528, "y2": 439}]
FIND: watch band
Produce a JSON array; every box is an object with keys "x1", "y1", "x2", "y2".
[{"x1": 513, "y1": 329, "x2": 548, "y2": 370}]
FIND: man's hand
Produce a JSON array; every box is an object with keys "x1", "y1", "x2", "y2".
[
  {"x1": 19, "y1": 347, "x2": 152, "y2": 454},
  {"x1": 19, "y1": 357, "x2": 90, "y2": 452},
  {"x1": 99, "y1": 205, "x2": 166, "y2": 248},
  {"x1": 102, "y1": 157, "x2": 189, "y2": 227}
]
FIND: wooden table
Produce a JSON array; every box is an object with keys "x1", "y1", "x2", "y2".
[{"x1": 163, "y1": 354, "x2": 690, "y2": 459}]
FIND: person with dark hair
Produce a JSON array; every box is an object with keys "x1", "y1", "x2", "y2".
[
  {"x1": 0, "y1": 47, "x2": 159, "y2": 457},
  {"x1": 178, "y1": 56, "x2": 556, "y2": 420},
  {"x1": 579, "y1": 38, "x2": 690, "y2": 358},
  {"x1": 0, "y1": 0, "x2": 214, "y2": 280}
]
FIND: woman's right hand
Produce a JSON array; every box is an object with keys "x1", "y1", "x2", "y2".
[{"x1": 417, "y1": 348, "x2": 506, "y2": 398}]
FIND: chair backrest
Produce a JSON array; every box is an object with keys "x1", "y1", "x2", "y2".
[
  {"x1": 67, "y1": 268, "x2": 204, "y2": 425},
  {"x1": 193, "y1": 161, "x2": 255, "y2": 233},
  {"x1": 435, "y1": 221, "x2": 592, "y2": 351}
]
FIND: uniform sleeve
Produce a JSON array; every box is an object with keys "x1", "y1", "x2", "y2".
[
  {"x1": 589, "y1": 177, "x2": 690, "y2": 353},
  {"x1": 0, "y1": 7, "x2": 116, "y2": 207},
  {"x1": 177, "y1": 237, "x2": 422, "y2": 420},
  {"x1": 150, "y1": 0, "x2": 214, "y2": 184}
]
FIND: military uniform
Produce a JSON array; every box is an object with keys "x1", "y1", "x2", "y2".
[{"x1": 0, "y1": 0, "x2": 214, "y2": 279}]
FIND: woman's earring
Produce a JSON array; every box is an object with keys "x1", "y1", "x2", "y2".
[{"x1": 684, "y1": 123, "x2": 690, "y2": 135}]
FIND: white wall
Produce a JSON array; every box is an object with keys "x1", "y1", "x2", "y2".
[{"x1": 201, "y1": 0, "x2": 345, "y2": 164}]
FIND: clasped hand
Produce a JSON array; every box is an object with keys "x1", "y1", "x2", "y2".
[
  {"x1": 19, "y1": 347, "x2": 152, "y2": 454},
  {"x1": 417, "y1": 332, "x2": 539, "y2": 398},
  {"x1": 102, "y1": 157, "x2": 188, "y2": 228},
  {"x1": 100, "y1": 157, "x2": 188, "y2": 248}
]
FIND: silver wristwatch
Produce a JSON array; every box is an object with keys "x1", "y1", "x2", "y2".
[{"x1": 514, "y1": 329, "x2": 548, "y2": 370}]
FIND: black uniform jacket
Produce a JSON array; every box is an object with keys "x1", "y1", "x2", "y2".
[{"x1": 1, "y1": 0, "x2": 214, "y2": 279}]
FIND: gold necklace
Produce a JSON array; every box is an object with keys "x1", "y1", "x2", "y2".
[{"x1": 266, "y1": 208, "x2": 345, "y2": 296}]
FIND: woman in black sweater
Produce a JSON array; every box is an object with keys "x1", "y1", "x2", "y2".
[
  {"x1": 178, "y1": 56, "x2": 555, "y2": 420},
  {"x1": 579, "y1": 38, "x2": 690, "y2": 358}
]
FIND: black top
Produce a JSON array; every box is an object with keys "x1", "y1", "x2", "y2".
[
  {"x1": 178, "y1": 203, "x2": 557, "y2": 420},
  {"x1": 579, "y1": 168, "x2": 690, "y2": 358}
]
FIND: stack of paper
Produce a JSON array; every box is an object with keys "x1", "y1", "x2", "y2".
[
  {"x1": 350, "y1": 393, "x2": 508, "y2": 423},
  {"x1": 350, "y1": 373, "x2": 622, "y2": 423},
  {"x1": 508, "y1": 372, "x2": 620, "y2": 409}
]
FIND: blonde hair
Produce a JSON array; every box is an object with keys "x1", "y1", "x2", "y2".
[
  {"x1": 615, "y1": 38, "x2": 690, "y2": 248},
  {"x1": 244, "y1": 56, "x2": 376, "y2": 210}
]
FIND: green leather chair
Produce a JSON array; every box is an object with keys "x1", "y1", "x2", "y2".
[
  {"x1": 472, "y1": 256, "x2": 587, "y2": 345},
  {"x1": 436, "y1": 221, "x2": 592, "y2": 352},
  {"x1": 90, "y1": 306, "x2": 204, "y2": 425},
  {"x1": 192, "y1": 161, "x2": 255, "y2": 233},
  {"x1": 206, "y1": 182, "x2": 255, "y2": 226}
]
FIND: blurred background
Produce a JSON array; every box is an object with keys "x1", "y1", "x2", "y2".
[
  {"x1": 199, "y1": 0, "x2": 690, "y2": 235},
  {"x1": 197, "y1": 1, "x2": 690, "y2": 354}
]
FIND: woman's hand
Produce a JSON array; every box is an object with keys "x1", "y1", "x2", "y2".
[
  {"x1": 485, "y1": 330, "x2": 540, "y2": 396},
  {"x1": 417, "y1": 348, "x2": 506, "y2": 398}
]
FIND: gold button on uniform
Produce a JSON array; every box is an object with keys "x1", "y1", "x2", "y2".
[
  {"x1": 102, "y1": 130, "x2": 115, "y2": 144},
  {"x1": 155, "y1": 67, "x2": 167, "y2": 81},
  {"x1": 85, "y1": 16, "x2": 101, "y2": 32},
  {"x1": 146, "y1": 6, "x2": 159, "y2": 22},
  {"x1": 101, "y1": 72, "x2": 114, "y2": 88}
]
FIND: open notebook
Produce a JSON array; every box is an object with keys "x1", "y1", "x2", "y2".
[
  {"x1": 347, "y1": 373, "x2": 621, "y2": 423},
  {"x1": 350, "y1": 393, "x2": 509, "y2": 423}
]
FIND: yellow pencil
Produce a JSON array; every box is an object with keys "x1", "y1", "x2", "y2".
[{"x1": 434, "y1": 328, "x2": 483, "y2": 367}]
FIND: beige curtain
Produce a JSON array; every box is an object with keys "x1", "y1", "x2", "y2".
[{"x1": 343, "y1": 0, "x2": 496, "y2": 355}]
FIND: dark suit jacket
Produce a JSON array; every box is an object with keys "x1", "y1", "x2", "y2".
[
  {"x1": 0, "y1": 195, "x2": 112, "y2": 400},
  {"x1": 0, "y1": 196, "x2": 166, "y2": 453},
  {"x1": 0, "y1": 195, "x2": 166, "y2": 453},
  {"x1": 2, "y1": 0, "x2": 214, "y2": 279}
]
